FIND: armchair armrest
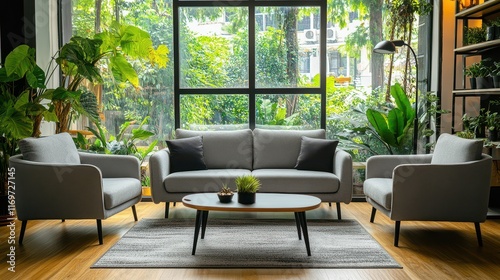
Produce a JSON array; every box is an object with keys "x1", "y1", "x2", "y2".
[
  {"x1": 79, "y1": 152, "x2": 140, "y2": 180},
  {"x1": 149, "y1": 149, "x2": 171, "y2": 204},
  {"x1": 333, "y1": 149, "x2": 353, "y2": 203},
  {"x1": 9, "y1": 155, "x2": 106, "y2": 220},
  {"x1": 366, "y1": 154, "x2": 432, "y2": 179},
  {"x1": 390, "y1": 155, "x2": 492, "y2": 222}
]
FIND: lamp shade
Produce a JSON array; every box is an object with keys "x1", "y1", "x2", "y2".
[{"x1": 373, "y1": 40, "x2": 396, "y2": 54}]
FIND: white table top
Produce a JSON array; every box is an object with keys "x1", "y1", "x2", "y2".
[{"x1": 182, "y1": 193, "x2": 321, "y2": 212}]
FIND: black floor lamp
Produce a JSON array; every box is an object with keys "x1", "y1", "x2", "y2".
[{"x1": 373, "y1": 40, "x2": 419, "y2": 154}]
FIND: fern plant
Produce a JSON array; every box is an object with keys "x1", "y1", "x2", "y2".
[{"x1": 235, "y1": 175, "x2": 261, "y2": 193}]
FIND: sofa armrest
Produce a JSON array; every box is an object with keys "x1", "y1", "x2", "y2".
[
  {"x1": 333, "y1": 149, "x2": 353, "y2": 203},
  {"x1": 366, "y1": 154, "x2": 432, "y2": 179},
  {"x1": 9, "y1": 155, "x2": 106, "y2": 220},
  {"x1": 149, "y1": 149, "x2": 171, "y2": 204},
  {"x1": 79, "y1": 152, "x2": 140, "y2": 180},
  {"x1": 390, "y1": 155, "x2": 492, "y2": 221}
]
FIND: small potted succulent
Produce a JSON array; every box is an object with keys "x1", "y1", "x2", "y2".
[
  {"x1": 235, "y1": 175, "x2": 261, "y2": 204},
  {"x1": 217, "y1": 184, "x2": 234, "y2": 203}
]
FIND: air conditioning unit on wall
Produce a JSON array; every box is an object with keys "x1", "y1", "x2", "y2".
[
  {"x1": 327, "y1": 28, "x2": 336, "y2": 41},
  {"x1": 304, "y1": 29, "x2": 317, "y2": 42}
]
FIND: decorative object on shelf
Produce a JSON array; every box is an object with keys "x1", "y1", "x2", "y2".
[
  {"x1": 217, "y1": 184, "x2": 234, "y2": 203},
  {"x1": 486, "y1": 18, "x2": 500, "y2": 41},
  {"x1": 373, "y1": 40, "x2": 419, "y2": 154},
  {"x1": 464, "y1": 61, "x2": 481, "y2": 89},
  {"x1": 459, "y1": 0, "x2": 479, "y2": 11},
  {"x1": 235, "y1": 175, "x2": 261, "y2": 204},
  {"x1": 464, "y1": 60, "x2": 493, "y2": 89}
]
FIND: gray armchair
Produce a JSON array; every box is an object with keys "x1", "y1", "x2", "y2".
[
  {"x1": 363, "y1": 133, "x2": 492, "y2": 247},
  {"x1": 9, "y1": 133, "x2": 142, "y2": 245}
]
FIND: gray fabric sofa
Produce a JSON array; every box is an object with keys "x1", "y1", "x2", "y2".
[{"x1": 150, "y1": 128, "x2": 353, "y2": 218}]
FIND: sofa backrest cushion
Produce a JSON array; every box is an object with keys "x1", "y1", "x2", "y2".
[
  {"x1": 431, "y1": 133, "x2": 483, "y2": 164},
  {"x1": 253, "y1": 128, "x2": 325, "y2": 169},
  {"x1": 176, "y1": 129, "x2": 253, "y2": 169},
  {"x1": 19, "y1": 132, "x2": 81, "y2": 164},
  {"x1": 166, "y1": 136, "x2": 207, "y2": 173},
  {"x1": 295, "y1": 136, "x2": 338, "y2": 172}
]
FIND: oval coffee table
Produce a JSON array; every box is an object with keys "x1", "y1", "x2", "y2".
[{"x1": 182, "y1": 193, "x2": 321, "y2": 256}]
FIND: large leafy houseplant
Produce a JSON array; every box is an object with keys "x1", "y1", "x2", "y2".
[
  {"x1": 0, "y1": 45, "x2": 57, "y2": 196},
  {"x1": 50, "y1": 22, "x2": 169, "y2": 133},
  {"x1": 365, "y1": 83, "x2": 415, "y2": 154}
]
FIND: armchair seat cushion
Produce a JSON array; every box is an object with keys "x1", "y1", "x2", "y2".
[
  {"x1": 252, "y1": 169, "x2": 340, "y2": 193},
  {"x1": 102, "y1": 178, "x2": 142, "y2": 209},
  {"x1": 164, "y1": 169, "x2": 251, "y2": 193},
  {"x1": 363, "y1": 178, "x2": 393, "y2": 210}
]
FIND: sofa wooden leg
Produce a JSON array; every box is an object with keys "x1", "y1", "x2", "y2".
[
  {"x1": 97, "y1": 219, "x2": 103, "y2": 245},
  {"x1": 394, "y1": 221, "x2": 401, "y2": 247},
  {"x1": 173, "y1": 202, "x2": 176, "y2": 207},
  {"x1": 132, "y1": 205, "x2": 138, "y2": 221},
  {"x1": 165, "y1": 202, "x2": 170, "y2": 218},
  {"x1": 475, "y1": 222, "x2": 483, "y2": 247},
  {"x1": 329, "y1": 202, "x2": 332, "y2": 207},
  {"x1": 370, "y1": 207, "x2": 376, "y2": 223},
  {"x1": 62, "y1": 219, "x2": 65, "y2": 222},
  {"x1": 336, "y1": 202, "x2": 342, "y2": 220},
  {"x1": 19, "y1": 220, "x2": 27, "y2": 245}
]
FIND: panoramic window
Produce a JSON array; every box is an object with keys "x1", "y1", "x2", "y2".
[{"x1": 66, "y1": 0, "x2": 431, "y2": 159}]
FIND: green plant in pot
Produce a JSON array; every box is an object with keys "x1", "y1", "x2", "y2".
[
  {"x1": 476, "y1": 60, "x2": 493, "y2": 89},
  {"x1": 217, "y1": 184, "x2": 234, "y2": 203},
  {"x1": 485, "y1": 111, "x2": 500, "y2": 141},
  {"x1": 464, "y1": 26, "x2": 486, "y2": 45},
  {"x1": 464, "y1": 62, "x2": 481, "y2": 89},
  {"x1": 491, "y1": 61, "x2": 500, "y2": 88},
  {"x1": 235, "y1": 175, "x2": 261, "y2": 204}
]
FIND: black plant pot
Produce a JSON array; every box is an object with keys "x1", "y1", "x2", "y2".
[
  {"x1": 496, "y1": 26, "x2": 500, "y2": 40},
  {"x1": 493, "y1": 75, "x2": 500, "y2": 88},
  {"x1": 487, "y1": 26, "x2": 496, "y2": 41},
  {"x1": 238, "y1": 192, "x2": 256, "y2": 204},
  {"x1": 488, "y1": 130, "x2": 499, "y2": 142},
  {"x1": 470, "y1": 77, "x2": 477, "y2": 89},
  {"x1": 218, "y1": 193, "x2": 234, "y2": 203},
  {"x1": 476, "y1": 77, "x2": 492, "y2": 89}
]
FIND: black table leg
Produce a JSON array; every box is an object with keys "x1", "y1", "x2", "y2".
[
  {"x1": 294, "y1": 212, "x2": 302, "y2": 240},
  {"x1": 298, "y1": 211, "x2": 311, "y2": 256},
  {"x1": 192, "y1": 210, "x2": 203, "y2": 255},
  {"x1": 201, "y1": 211, "x2": 209, "y2": 239}
]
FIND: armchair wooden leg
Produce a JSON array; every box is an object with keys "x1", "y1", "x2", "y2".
[
  {"x1": 19, "y1": 220, "x2": 27, "y2": 245},
  {"x1": 474, "y1": 222, "x2": 483, "y2": 247},
  {"x1": 132, "y1": 205, "x2": 138, "y2": 221},
  {"x1": 62, "y1": 219, "x2": 65, "y2": 222},
  {"x1": 394, "y1": 221, "x2": 401, "y2": 247},
  {"x1": 164, "y1": 202, "x2": 170, "y2": 218},
  {"x1": 336, "y1": 202, "x2": 342, "y2": 220},
  {"x1": 329, "y1": 202, "x2": 332, "y2": 207},
  {"x1": 97, "y1": 219, "x2": 103, "y2": 245},
  {"x1": 370, "y1": 207, "x2": 377, "y2": 223}
]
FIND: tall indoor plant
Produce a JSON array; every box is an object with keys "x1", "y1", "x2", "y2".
[{"x1": 51, "y1": 22, "x2": 169, "y2": 133}]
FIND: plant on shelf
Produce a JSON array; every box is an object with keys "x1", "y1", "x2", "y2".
[
  {"x1": 235, "y1": 175, "x2": 261, "y2": 204},
  {"x1": 491, "y1": 61, "x2": 500, "y2": 88},
  {"x1": 464, "y1": 26, "x2": 486, "y2": 46},
  {"x1": 217, "y1": 184, "x2": 234, "y2": 203},
  {"x1": 465, "y1": 60, "x2": 493, "y2": 89},
  {"x1": 485, "y1": 110, "x2": 500, "y2": 141},
  {"x1": 462, "y1": 110, "x2": 487, "y2": 138},
  {"x1": 486, "y1": 18, "x2": 500, "y2": 41}
]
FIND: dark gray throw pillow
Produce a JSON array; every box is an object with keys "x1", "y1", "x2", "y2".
[
  {"x1": 294, "y1": 136, "x2": 338, "y2": 172},
  {"x1": 166, "y1": 136, "x2": 207, "y2": 173}
]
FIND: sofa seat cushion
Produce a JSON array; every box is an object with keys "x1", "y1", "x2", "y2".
[
  {"x1": 176, "y1": 129, "x2": 253, "y2": 170},
  {"x1": 251, "y1": 169, "x2": 340, "y2": 193},
  {"x1": 102, "y1": 178, "x2": 142, "y2": 209},
  {"x1": 363, "y1": 178, "x2": 393, "y2": 210},
  {"x1": 164, "y1": 169, "x2": 252, "y2": 193}
]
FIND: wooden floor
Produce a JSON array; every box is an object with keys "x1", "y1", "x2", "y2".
[{"x1": 1, "y1": 201, "x2": 500, "y2": 280}]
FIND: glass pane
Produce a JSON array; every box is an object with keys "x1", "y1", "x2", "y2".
[
  {"x1": 255, "y1": 94, "x2": 320, "y2": 129},
  {"x1": 180, "y1": 94, "x2": 249, "y2": 129},
  {"x1": 71, "y1": 0, "x2": 174, "y2": 142},
  {"x1": 179, "y1": 7, "x2": 249, "y2": 89},
  {"x1": 255, "y1": 7, "x2": 320, "y2": 88}
]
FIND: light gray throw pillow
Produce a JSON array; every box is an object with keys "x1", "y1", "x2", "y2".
[
  {"x1": 19, "y1": 132, "x2": 81, "y2": 164},
  {"x1": 431, "y1": 133, "x2": 483, "y2": 164}
]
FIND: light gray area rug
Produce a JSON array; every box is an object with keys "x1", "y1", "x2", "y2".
[{"x1": 92, "y1": 219, "x2": 401, "y2": 269}]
